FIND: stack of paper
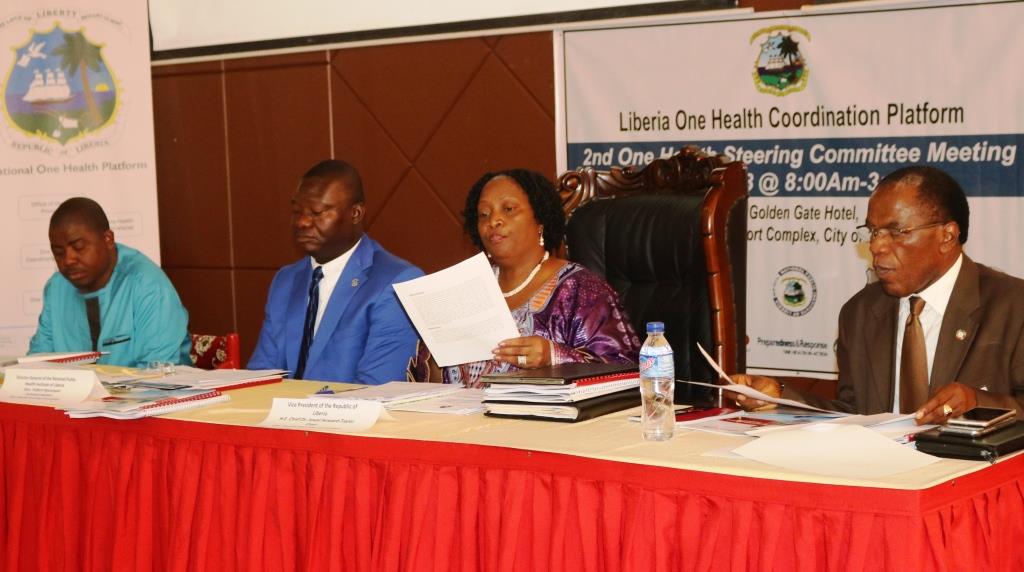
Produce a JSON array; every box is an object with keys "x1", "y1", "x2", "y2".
[
  {"x1": 123, "y1": 366, "x2": 287, "y2": 391},
  {"x1": 63, "y1": 387, "x2": 229, "y2": 419},
  {"x1": 481, "y1": 364, "x2": 641, "y2": 422},
  {"x1": 324, "y1": 381, "x2": 465, "y2": 407},
  {"x1": 484, "y1": 377, "x2": 639, "y2": 404},
  {"x1": 386, "y1": 388, "x2": 486, "y2": 415}
]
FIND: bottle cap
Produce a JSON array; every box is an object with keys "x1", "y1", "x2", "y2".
[{"x1": 646, "y1": 321, "x2": 664, "y2": 333}]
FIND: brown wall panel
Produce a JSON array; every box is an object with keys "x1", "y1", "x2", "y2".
[
  {"x1": 165, "y1": 268, "x2": 235, "y2": 334},
  {"x1": 233, "y1": 269, "x2": 277, "y2": 363},
  {"x1": 152, "y1": 62, "x2": 231, "y2": 269},
  {"x1": 491, "y1": 33, "x2": 555, "y2": 118},
  {"x1": 328, "y1": 72, "x2": 411, "y2": 228},
  {"x1": 330, "y1": 39, "x2": 491, "y2": 160},
  {"x1": 368, "y1": 169, "x2": 477, "y2": 273},
  {"x1": 224, "y1": 52, "x2": 332, "y2": 270},
  {"x1": 416, "y1": 52, "x2": 557, "y2": 216}
]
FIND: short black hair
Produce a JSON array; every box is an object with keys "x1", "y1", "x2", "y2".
[
  {"x1": 463, "y1": 169, "x2": 565, "y2": 253},
  {"x1": 50, "y1": 197, "x2": 110, "y2": 233},
  {"x1": 302, "y1": 159, "x2": 365, "y2": 204},
  {"x1": 878, "y1": 165, "x2": 970, "y2": 244}
]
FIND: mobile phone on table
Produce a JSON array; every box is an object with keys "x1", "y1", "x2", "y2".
[
  {"x1": 939, "y1": 415, "x2": 1016, "y2": 438},
  {"x1": 945, "y1": 406, "x2": 1015, "y2": 429}
]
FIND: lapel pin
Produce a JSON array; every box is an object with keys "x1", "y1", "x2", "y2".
[
  {"x1": 351, "y1": 278, "x2": 360, "y2": 287},
  {"x1": 954, "y1": 329, "x2": 967, "y2": 340}
]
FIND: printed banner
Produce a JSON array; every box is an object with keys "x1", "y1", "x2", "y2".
[
  {"x1": 559, "y1": 2, "x2": 1024, "y2": 376},
  {"x1": 0, "y1": 2, "x2": 160, "y2": 354}
]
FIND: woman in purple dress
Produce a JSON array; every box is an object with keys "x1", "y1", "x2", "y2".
[{"x1": 410, "y1": 169, "x2": 640, "y2": 387}]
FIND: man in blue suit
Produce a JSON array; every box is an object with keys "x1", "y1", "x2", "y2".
[{"x1": 248, "y1": 160, "x2": 423, "y2": 383}]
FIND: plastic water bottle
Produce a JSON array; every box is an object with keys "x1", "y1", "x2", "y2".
[{"x1": 639, "y1": 321, "x2": 674, "y2": 441}]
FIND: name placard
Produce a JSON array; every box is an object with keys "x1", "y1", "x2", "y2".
[
  {"x1": 260, "y1": 398, "x2": 386, "y2": 432},
  {"x1": 0, "y1": 365, "x2": 109, "y2": 405}
]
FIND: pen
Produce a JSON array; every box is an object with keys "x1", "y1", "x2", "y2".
[{"x1": 315, "y1": 385, "x2": 335, "y2": 395}]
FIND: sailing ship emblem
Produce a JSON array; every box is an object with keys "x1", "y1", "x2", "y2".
[
  {"x1": 3, "y1": 24, "x2": 118, "y2": 145},
  {"x1": 750, "y1": 25, "x2": 810, "y2": 97}
]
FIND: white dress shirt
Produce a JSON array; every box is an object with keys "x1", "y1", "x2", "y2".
[
  {"x1": 310, "y1": 237, "x2": 361, "y2": 335},
  {"x1": 891, "y1": 253, "x2": 962, "y2": 413}
]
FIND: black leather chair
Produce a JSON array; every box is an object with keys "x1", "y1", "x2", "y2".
[{"x1": 558, "y1": 147, "x2": 748, "y2": 402}]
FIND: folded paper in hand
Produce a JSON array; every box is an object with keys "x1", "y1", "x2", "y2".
[
  {"x1": 692, "y1": 342, "x2": 840, "y2": 413},
  {"x1": 392, "y1": 253, "x2": 519, "y2": 367}
]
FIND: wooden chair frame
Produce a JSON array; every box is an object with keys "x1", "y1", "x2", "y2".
[{"x1": 557, "y1": 146, "x2": 748, "y2": 374}]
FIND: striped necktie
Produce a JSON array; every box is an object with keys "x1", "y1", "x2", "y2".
[{"x1": 294, "y1": 266, "x2": 324, "y2": 380}]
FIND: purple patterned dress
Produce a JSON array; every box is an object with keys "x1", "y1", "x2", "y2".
[{"x1": 430, "y1": 262, "x2": 641, "y2": 388}]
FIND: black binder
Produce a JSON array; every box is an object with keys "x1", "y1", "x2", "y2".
[
  {"x1": 484, "y1": 388, "x2": 641, "y2": 422},
  {"x1": 481, "y1": 362, "x2": 636, "y2": 385},
  {"x1": 915, "y1": 421, "x2": 1024, "y2": 462}
]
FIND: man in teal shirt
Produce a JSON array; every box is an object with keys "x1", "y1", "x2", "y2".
[{"x1": 28, "y1": 197, "x2": 191, "y2": 367}]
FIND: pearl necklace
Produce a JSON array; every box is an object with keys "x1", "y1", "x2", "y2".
[{"x1": 495, "y1": 252, "x2": 549, "y2": 298}]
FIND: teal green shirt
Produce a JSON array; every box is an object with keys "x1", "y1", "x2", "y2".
[{"x1": 28, "y1": 243, "x2": 191, "y2": 367}]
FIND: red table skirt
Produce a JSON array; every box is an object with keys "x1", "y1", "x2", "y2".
[{"x1": 1, "y1": 403, "x2": 1022, "y2": 571}]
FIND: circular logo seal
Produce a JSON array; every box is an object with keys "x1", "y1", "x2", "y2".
[
  {"x1": 772, "y1": 265, "x2": 817, "y2": 317},
  {"x1": 2, "y1": 15, "x2": 125, "y2": 156},
  {"x1": 750, "y1": 25, "x2": 810, "y2": 97}
]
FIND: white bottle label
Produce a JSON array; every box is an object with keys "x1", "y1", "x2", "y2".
[{"x1": 640, "y1": 350, "x2": 674, "y2": 379}]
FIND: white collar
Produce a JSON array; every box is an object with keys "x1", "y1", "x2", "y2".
[
  {"x1": 904, "y1": 253, "x2": 962, "y2": 316},
  {"x1": 310, "y1": 237, "x2": 361, "y2": 279}
]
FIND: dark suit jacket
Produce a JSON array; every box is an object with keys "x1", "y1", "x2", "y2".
[
  {"x1": 790, "y1": 256, "x2": 1024, "y2": 417},
  {"x1": 247, "y1": 236, "x2": 423, "y2": 384}
]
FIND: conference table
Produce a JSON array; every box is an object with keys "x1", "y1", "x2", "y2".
[{"x1": 1, "y1": 381, "x2": 1021, "y2": 571}]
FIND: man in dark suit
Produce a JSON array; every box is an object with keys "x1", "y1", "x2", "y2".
[
  {"x1": 248, "y1": 160, "x2": 423, "y2": 383},
  {"x1": 734, "y1": 166, "x2": 1024, "y2": 424}
]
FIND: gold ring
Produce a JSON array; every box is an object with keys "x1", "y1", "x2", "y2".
[{"x1": 942, "y1": 404, "x2": 954, "y2": 417}]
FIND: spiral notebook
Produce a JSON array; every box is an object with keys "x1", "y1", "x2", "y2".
[
  {"x1": 1, "y1": 351, "x2": 105, "y2": 367},
  {"x1": 64, "y1": 388, "x2": 229, "y2": 419}
]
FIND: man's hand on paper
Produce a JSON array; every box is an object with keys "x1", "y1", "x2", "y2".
[
  {"x1": 915, "y1": 382, "x2": 978, "y2": 425},
  {"x1": 730, "y1": 374, "x2": 781, "y2": 411},
  {"x1": 493, "y1": 336, "x2": 551, "y2": 369}
]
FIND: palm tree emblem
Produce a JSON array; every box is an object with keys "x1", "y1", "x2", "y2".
[
  {"x1": 751, "y1": 26, "x2": 810, "y2": 96},
  {"x1": 52, "y1": 31, "x2": 106, "y2": 128},
  {"x1": 3, "y1": 25, "x2": 117, "y2": 145}
]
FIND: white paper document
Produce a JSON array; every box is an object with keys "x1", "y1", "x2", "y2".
[
  {"x1": 386, "y1": 388, "x2": 486, "y2": 415},
  {"x1": 680, "y1": 410, "x2": 840, "y2": 437},
  {"x1": 260, "y1": 398, "x2": 388, "y2": 431},
  {"x1": 685, "y1": 380, "x2": 838, "y2": 413},
  {"x1": 0, "y1": 363, "x2": 109, "y2": 405},
  {"x1": 732, "y1": 424, "x2": 937, "y2": 479},
  {"x1": 743, "y1": 412, "x2": 933, "y2": 442},
  {"x1": 108, "y1": 366, "x2": 288, "y2": 389},
  {"x1": 692, "y1": 342, "x2": 844, "y2": 412},
  {"x1": 320, "y1": 381, "x2": 465, "y2": 407},
  {"x1": 393, "y1": 253, "x2": 519, "y2": 367}
]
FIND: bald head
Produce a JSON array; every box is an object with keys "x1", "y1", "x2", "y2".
[
  {"x1": 50, "y1": 197, "x2": 110, "y2": 234},
  {"x1": 301, "y1": 160, "x2": 365, "y2": 204}
]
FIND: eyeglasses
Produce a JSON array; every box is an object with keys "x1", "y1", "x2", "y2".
[{"x1": 854, "y1": 221, "x2": 948, "y2": 242}]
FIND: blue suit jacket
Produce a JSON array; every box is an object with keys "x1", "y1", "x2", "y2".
[{"x1": 248, "y1": 237, "x2": 423, "y2": 384}]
